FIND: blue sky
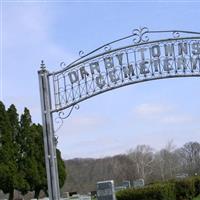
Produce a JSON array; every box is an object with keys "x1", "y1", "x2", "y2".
[{"x1": 2, "y1": 0, "x2": 200, "y2": 159}]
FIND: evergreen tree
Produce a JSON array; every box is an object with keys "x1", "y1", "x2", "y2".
[
  {"x1": 57, "y1": 149, "x2": 67, "y2": 188},
  {"x1": 32, "y1": 124, "x2": 66, "y2": 198},
  {"x1": 0, "y1": 102, "x2": 18, "y2": 200},
  {"x1": 18, "y1": 107, "x2": 37, "y2": 195},
  {"x1": 7, "y1": 104, "x2": 29, "y2": 198},
  {"x1": 31, "y1": 123, "x2": 47, "y2": 198},
  {"x1": 7, "y1": 105, "x2": 19, "y2": 144},
  {"x1": 0, "y1": 104, "x2": 66, "y2": 199},
  {"x1": 19, "y1": 108, "x2": 66, "y2": 198}
]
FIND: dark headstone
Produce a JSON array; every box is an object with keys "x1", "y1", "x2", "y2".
[{"x1": 97, "y1": 180, "x2": 116, "y2": 200}]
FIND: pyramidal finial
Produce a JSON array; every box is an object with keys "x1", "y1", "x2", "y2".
[{"x1": 40, "y1": 60, "x2": 46, "y2": 70}]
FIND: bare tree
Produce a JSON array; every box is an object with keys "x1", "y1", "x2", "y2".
[
  {"x1": 151, "y1": 141, "x2": 179, "y2": 181},
  {"x1": 177, "y1": 142, "x2": 200, "y2": 176},
  {"x1": 128, "y1": 145, "x2": 154, "y2": 182}
]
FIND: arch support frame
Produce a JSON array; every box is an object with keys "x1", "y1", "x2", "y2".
[{"x1": 38, "y1": 62, "x2": 60, "y2": 200}]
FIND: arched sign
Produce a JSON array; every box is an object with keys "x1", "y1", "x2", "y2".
[{"x1": 38, "y1": 27, "x2": 200, "y2": 200}]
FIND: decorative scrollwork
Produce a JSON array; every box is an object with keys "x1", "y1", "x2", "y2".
[
  {"x1": 173, "y1": 31, "x2": 180, "y2": 38},
  {"x1": 104, "y1": 44, "x2": 112, "y2": 52},
  {"x1": 59, "y1": 104, "x2": 80, "y2": 120},
  {"x1": 79, "y1": 50, "x2": 85, "y2": 57},
  {"x1": 60, "y1": 62, "x2": 67, "y2": 69},
  {"x1": 54, "y1": 116, "x2": 63, "y2": 133},
  {"x1": 74, "y1": 104, "x2": 80, "y2": 110},
  {"x1": 54, "y1": 104, "x2": 80, "y2": 133},
  {"x1": 56, "y1": 27, "x2": 200, "y2": 71},
  {"x1": 132, "y1": 27, "x2": 149, "y2": 44}
]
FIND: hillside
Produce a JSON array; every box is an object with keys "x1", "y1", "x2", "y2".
[
  {"x1": 61, "y1": 154, "x2": 136, "y2": 193},
  {"x1": 61, "y1": 142, "x2": 200, "y2": 194}
]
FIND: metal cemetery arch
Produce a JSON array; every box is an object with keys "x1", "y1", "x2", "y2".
[{"x1": 38, "y1": 27, "x2": 200, "y2": 200}]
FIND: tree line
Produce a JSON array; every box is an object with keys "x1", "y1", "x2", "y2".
[
  {"x1": 0, "y1": 101, "x2": 66, "y2": 200},
  {"x1": 127, "y1": 141, "x2": 200, "y2": 183},
  {"x1": 63, "y1": 141, "x2": 200, "y2": 193}
]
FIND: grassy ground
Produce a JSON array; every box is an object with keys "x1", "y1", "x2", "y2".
[{"x1": 193, "y1": 196, "x2": 200, "y2": 200}]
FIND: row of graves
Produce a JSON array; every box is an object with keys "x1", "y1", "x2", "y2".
[
  {"x1": 96, "y1": 179, "x2": 145, "y2": 200},
  {"x1": 94, "y1": 173, "x2": 189, "y2": 200},
  {"x1": 44, "y1": 174, "x2": 190, "y2": 200},
  {"x1": 61, "y1": 179, "x2": 144, "y2": 200}
]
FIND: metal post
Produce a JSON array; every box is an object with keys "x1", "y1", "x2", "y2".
[{"x1": 38, "y1": 61, "x2": 60, "y2": 200}]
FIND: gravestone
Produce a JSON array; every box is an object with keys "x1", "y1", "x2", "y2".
[
  {"x1": 176, "y1": 173, "x2": 188, "y2": 179},
  {"x1": 122, "y1": 180, "x2": 131, "y2": 188},
  {"x1": 79, "y1": 195, "x2": 91, "y2": 200},
  {"x1": 133, "y1": 179, "x2": 145, "y2": 189},
  {"x1": 96, "y1": 180, "x2": 116, "y2": 200}
]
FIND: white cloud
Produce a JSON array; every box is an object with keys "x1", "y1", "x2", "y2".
[
  {"x1": 161, "y1": 115, "x2": 194, "y2": 124},
  {"x1": 133, "y1": 103, "x2": 197, "y2": 125},
  {"x1": 134, "y1": 103, "x2": 171, "y2": 117}
]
